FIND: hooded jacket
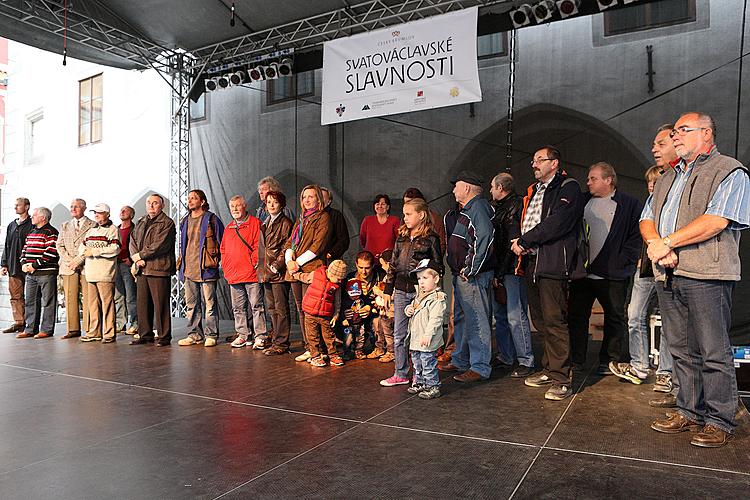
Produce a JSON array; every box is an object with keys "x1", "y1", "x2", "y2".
[
  {"x1": 446, "y1": 195, "x2": 495, "y2": 277},
  {"x1": 408, "y1": 288, "x2": 447, "y2": 352}
]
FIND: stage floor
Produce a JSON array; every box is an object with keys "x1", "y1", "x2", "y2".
[{"x1": 0, "y1": 319, "x2": 748, "y2": 499}]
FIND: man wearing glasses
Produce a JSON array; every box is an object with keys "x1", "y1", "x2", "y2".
[
  {"x1": 511, "y1": 146, "x2": 583, "y2": 401},
  {"x1": 641, "y1": 112, "x2": 750, "y2": 448}
]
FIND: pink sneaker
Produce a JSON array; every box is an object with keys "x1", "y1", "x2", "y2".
[{"x1": 379, "y1": 375, "x2": 410, "y2": 387}]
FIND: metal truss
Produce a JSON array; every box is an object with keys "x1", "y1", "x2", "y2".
[
  {"x1": 189, "y1": 0, "x2": 511, "y2": 70},
  {"x1": 0, "y1": 0, "x2": 169, "y2": 70},
  {"x1": 169, "y1": 53, "x2": 190, "y2": 317}
]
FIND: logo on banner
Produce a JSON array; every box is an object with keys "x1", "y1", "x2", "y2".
[
  {"x1": 362, "y1": 104, "x2": 371, "y2": 110},
  {"x1": 414, "y1": 89, "x2": 426, "y2": 105},
  {"x1": 392, "y1": 31, "x2": 401, "y2": 37},
  {"x1": 336, "y1": 104, "x2": 346, "y2": 117},
  {"x1": 449, "y1": 87, "x2": 460, "y2": 97},
  {"x1": 417, "y1": 90, "x2": 424, "y2": 97}
]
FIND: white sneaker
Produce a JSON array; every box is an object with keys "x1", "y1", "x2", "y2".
[
  {"x1": 204, "y1": 337, "x2": 217, "y2": 347},
  {"x1": 295, "y1": 350, "x2": 312, "y2": 362},
  {"x1": 252, "y1": 337, "x2": 268, "y2": 350},
  {"x1": 177, "y1": 336, "x2": 201, "y2": 346},
  {"x1": 231, "y1": 336, "x2": 248, "y2": 348}
]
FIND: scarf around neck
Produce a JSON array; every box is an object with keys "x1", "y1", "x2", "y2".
[{"x1": 291, "y1": 207, "x2": 318, "y2": 251}]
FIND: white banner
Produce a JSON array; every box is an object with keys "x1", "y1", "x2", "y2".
[{"x1": 321, "y1": 7, "x2": 482, "y2": 125}]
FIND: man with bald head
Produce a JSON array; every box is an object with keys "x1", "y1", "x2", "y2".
[
  {"x1": 642, "y1": 112, "x2": 750, "y2": 447},
  {"x1": 129, "y1": 194, "x2": 176, "y2": 347}
]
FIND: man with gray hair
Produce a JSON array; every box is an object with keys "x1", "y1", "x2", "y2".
[
  {"x1": 58, "y1": 198, "x2": 95, "y2": 339},
  {"x1": 490, "y1": 172, "x2": 534, "y2": 377},
  {"x1": 256, "y1": 176, "x2": 294, "y2": 223},
  {"x1": 643, "y1": 111, "x2": 750, "y2": 448},
  {"x1": 17, "y1": 207, "x2": 59, "y2": 339},
  {"x1": 568, "y1": 162, "x2": 642, "y2": 376}
]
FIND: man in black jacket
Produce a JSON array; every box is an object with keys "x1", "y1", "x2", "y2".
[
  {"x1": 512, "y1": 146, "x2": 583, "y2": 401},
  {"x1": 490, "y1": 173, "x2": 534, "y2": 378},
  {"x1": 1, "y1": 197, "x2": 33, "y2": 333},
  {"x1": 321, "y1": 188, "x2": 350, "y2": 261},
  {"x1": 568, "y1": 162, "x2": 643, "y2": 376}
]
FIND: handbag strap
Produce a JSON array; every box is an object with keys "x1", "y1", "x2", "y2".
[{"x1": 234, "y1": 223, "x2": 253, "y2": 252}]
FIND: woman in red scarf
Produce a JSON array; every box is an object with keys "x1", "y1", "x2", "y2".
[{"x1": 283, "y1": 185, "x2": 331, "y2": 362}]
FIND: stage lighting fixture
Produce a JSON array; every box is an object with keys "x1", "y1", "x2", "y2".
[
  {"x1": 510, "y1": 4, "x2": 533, "y2": 28},
  {"x1": 597, "y1": 0, "x2": 618, "y2": 10},
  {"x1": 218, "y1": 74, "x2": 230, "y2": 89},
  {"x1": 556, "y1": 0, "x2": 580, "y2": 18},
  {"x1": 265, "y1": 63, "x2": 279, "y2": 80},
  {"x1": 229, "y1": 70, "x2": 246, "y2": 86},
  {"x1": 278, "y1": 58, "x2": 293, "y2": 77},
  {"x1": 533, "y1": 1, "x2": 555, "y2": 23},
  {"x1": 205, "y1": 78, "x2": 218, "y2": 92},
  {"x1": 249, "y1": 66, "x2": 265, "y2": 81}
]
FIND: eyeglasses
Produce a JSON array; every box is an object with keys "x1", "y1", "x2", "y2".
[
  {"x1": 669, "y1": 126, "x2": 708, "y2": 138},
  {"x1": 530, "y1": 158, "x2": 553, "y2": 166}
]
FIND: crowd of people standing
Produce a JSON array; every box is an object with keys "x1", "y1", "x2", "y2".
[{"x1": 2, "y1": 111, "x2": 748, "y2": 447}]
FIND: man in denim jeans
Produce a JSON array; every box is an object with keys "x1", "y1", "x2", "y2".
[
  {"x1": 443, "y1": 171, "x2": 495, "y2": 383},
  {"x1": 610, "y1": 126, "x2": 678, "y2": 408},
  {"x1": 489, "y1": 173, "x2": 534, "y2": 378},
  {"x1": 114, "y1": 206, "x2": 138, "y2": 335},
  {"x1": 642, "y1": 112, "x2": 750, "y2": 448}
]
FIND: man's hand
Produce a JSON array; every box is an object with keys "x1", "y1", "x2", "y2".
[
  {"x1": 647, "y1": 238, "x2": 672, "y2": 263},
  {"x1": 287, "y1": 261, "x2": 300, "y2": 273},
  {"x1": 136, "y1": 259, "x2": 146, "y2": 268},
  {"x1": 67, "y1": 261, "x2": 79, "y2": 271},
  {"x1": 21, "y1": 263, "x2": 34, "y2": 274},
  {"x1": 0, "y1": 266, "x2": 7, "y2": 276},
  {"x1": 510, "y1": 238, "x2": 525, "y2": 256},
  {"x1": 83, "y1": 248, "x2": 94, "y2": 258},
  {"x1": 657, "y1": 250, "x2": 679, "y2": 268},
  {"x1": 404, "y1": 304, "x2": 415, "y2": 317}
]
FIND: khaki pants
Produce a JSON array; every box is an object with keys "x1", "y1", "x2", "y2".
[
  {"x1": 87, "y1": 281, "x2": 116, "y2": 340},
  {"x1": 63, "y1": 272, "x2": 90, "y2": 334},
  {"x1": 8, "y1": 274, "x2": 25, "y2": 325}
]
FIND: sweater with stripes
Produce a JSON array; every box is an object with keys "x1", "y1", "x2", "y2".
[
  {"x1": 20, "y1": 223, "x2": 59, "y2": 275},
  {"x1": 71, "y1": 221, "x2": 121, "y2": 282}
]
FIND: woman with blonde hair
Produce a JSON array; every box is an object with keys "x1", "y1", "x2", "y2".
[
  {"x1": 379, "y1": 198, "x2": 443, "y2": 387},
  {"x1": 283, "y1": 184, "x2": 331, "y2": 362}
]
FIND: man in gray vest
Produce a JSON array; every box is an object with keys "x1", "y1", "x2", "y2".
[{"x1": 641, "y1": 112, "x2": 750, "y2": 448}]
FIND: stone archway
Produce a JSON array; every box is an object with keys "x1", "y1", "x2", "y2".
[{"x1": 449, "y1": 103, "x2": 652, "y2": 199}]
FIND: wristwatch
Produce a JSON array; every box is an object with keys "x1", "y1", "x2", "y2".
[{"x1": 662, "y1": 235, "x2": 673, "y2": 248}]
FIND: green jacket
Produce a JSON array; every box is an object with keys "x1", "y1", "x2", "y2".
[{"x1": 408, "y1": 288, "x2": 446, "y2": 352}]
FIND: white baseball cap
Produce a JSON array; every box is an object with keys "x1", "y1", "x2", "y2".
[{"x1": 90, "y1": 203, "x2": 110, "y2": 213}]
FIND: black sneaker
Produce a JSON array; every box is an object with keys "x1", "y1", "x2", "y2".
[
  {"x1": 511, "y1": 365, "x2": 534, "y2": 378},
  {"x1": 545, "y1": 384, "x2": 572, "y2": 401}
]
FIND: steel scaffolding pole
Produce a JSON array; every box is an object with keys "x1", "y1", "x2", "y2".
[{"x1": 169, "y1": 53, "x2": 190, "y2": 317}]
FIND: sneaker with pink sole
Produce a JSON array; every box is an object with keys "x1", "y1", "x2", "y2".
[{"x1": 379, "y1": 375, "x2": 410, "y2": 387}]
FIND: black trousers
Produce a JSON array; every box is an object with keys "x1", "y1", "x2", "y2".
[
  {"x1": 568, "y1": 277, "x2": 629, "y2": 366},
  {"x1": 136, "y1": 275, "x2": 172, "y2": 341},
  {"x1": 525, "y1": 259, "x2": 571, "y2": 384}
]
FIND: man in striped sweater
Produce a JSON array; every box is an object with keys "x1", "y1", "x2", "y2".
[{"x1": 18, "y1": 207, "x2": 59, "y2": 339}]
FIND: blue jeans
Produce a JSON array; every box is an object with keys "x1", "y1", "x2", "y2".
[
  {"x1": 114, "y1": 261, "x2": 138, "y2": 330},
  {"x1": 184, "y1": 279, "x2": 219, "y2": 339},
  {"x1": 627, "y1": 273, "x2": 674, "y2": 375},
  {"x1": 392, "y1": 289, "x2": 415, "y2": 379},
  {"x1": 493, "y1": 274, "x2": 534, "y2": 368},
  {"x1": 411, "y1": 350, "x2": 440, "y2": 387},
  {"x1": 656, "y1": 277, "x2": 737, "y2": 433},
  {"x1": 24, "y1": 273, "x2": 57, "y2": 335},
  {"x1": 451, "y1": 271, "x2": 493, "y2": 379}
]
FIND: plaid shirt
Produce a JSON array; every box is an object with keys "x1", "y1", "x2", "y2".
[{"x1": 521, "y1": 181, "x2": 550, "y2": 235}]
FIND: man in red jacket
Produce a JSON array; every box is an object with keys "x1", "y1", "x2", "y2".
[{"x1": 220, "y1": 195, "x2": 267, "y2": 349}]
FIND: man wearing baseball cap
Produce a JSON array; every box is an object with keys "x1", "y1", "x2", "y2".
[
  {"x1": 440, "y1": 170, "x2": 496, "y2": 383},
  {"x1": 70, "y1": 203, "x2": 121, "y2": 343}
]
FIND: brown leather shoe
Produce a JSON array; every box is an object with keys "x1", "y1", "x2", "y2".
[
  {"x1": 651, "y1": 413, "x2": 702, "y2": 434},
  {"x1": 691, "y1": 424, "x2": 733, "y2": 448},
  {"x1": 438, "y1": 363, "x2": 460, "y2": 372},
  {"x1": 34, "y1": 332, "x2": 52, "y2": 339},
  {"x1": 437, "y1": 352, "x2": 452, "y2": 363},
  {"x1": 61, "y1": 332, "x2": 81, "y2": 339},
  {"x1": 453, "y1": 370, "x2": 485, "y2": 383},
  {"x1": 16, "y1": 332, "x2": 33, "y2": 339},
  {"x1": 649, "y1": 394, "x2": 677, "y2": 408},
  {"x1": 3, "y1": 324, "x2": 24, "y2": 333}
]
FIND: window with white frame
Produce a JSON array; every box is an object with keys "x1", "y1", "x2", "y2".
[
  {"x1": 24, "y1": 109, "x2": 44, "y2": 166},
  {"x1": 79, "y1": 73, "x2": 103, "y2": 146}
]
